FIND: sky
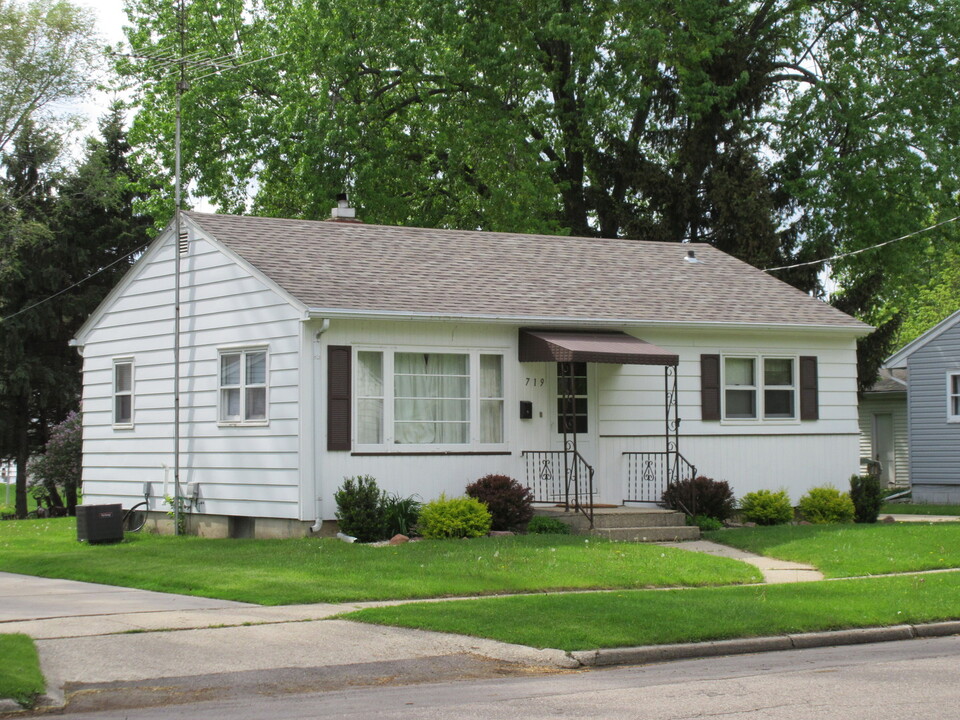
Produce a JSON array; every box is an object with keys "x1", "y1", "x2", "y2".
[{"x1": 68, "y1": 0, "x2": 215, "y2": 211}]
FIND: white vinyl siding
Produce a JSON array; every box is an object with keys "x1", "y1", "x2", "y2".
[
  {"x1": 113, "y1": 359, "x2": 134, "y2": 427},
  {"x1": 79, "y1": 230, "x2": 303, "y2": 519}
]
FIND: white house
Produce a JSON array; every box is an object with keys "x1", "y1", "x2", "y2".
[{"x1": 72, "y1": 206, "x2": 870, "y2": 537}]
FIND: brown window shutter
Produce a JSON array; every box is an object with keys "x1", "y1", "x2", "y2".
[
  {"x1": 799, "y1": 356, "x2": 819, "y2": 420},
  {"x1": 800, "y1": 355, "x2": 820, "y2": 420},
  {"x1": 701, "y1": 354, "x2": 721, "y2": 421},
  {"x1": 327, "y1": 345, "x2": 352, "y2": 451}
]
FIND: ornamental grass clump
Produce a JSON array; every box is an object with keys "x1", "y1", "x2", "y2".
[
  {"x1": 798, "y1": 486, "x2": 855, "y2": 524},
  {"x1": 417, "y1": 494, "x2": 492, "y2": 539},
  {"x1": 739, "y1": 489, "x2": 794, "y2": 525},
  {"x1": 465, "y1": 474, "x2": 533, "y2": 531}
]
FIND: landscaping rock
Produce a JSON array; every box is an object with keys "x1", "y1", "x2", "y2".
[
  {"x1": 743, "y1": 522, "x2": 757, "y2": 527},
  {"x1": 798, "y1": 520, "x2": 812, "y2": 526},
  {"x1": 882, "y1": 515, "x2": 896, "y2": 523},
  {"x1": 389, "y1": 534, "x2": 409, "y2": 545},
  {"x1": 488, "y1": 530, "x2": 515, "y2": 537}
]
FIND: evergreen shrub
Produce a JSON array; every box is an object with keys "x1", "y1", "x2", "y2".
[
  {"x1": 849, "y1": 473, "x2": 884, "y2": 523},
  {"x1": 798, "y1": 486, "x2": 855, "y2": 524},
  {"x1": 334, "y1": 476, "x2": 385, "y2": 542},
  {"x1": 739, "y1": 489, "x2": 794, "y2": 525},
  {"x1": 417, "y1": 494, "x2": 492, "y2": 539}
]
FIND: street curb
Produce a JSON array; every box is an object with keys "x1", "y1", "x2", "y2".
[{"x1": 566, "y1": 622, "x2": 960, "y2": 668}]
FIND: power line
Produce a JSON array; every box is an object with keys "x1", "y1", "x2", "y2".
[
  {"x1": 0, "y1": 240, "x2": 151, "y2": 325},
  {"x1": 763, "y1": 215, "x2": 960, "y2": 273}
]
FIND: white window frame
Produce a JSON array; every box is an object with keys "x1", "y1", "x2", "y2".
[
  {"x1": 112, "y1": 358, "x2": 134, "y2": 428},
  {"x1": 721, "y1": 354, "x2": 799, "y2": 423},
  {"x1": 217, "y1": 346, "x2": 269, "y2": 426},
  {"x1": 947, "y1": 372, "x2": 960, "y2": 423},
  {"x1": 353, "y1": 347, "x2": 508, "y2": 451}
]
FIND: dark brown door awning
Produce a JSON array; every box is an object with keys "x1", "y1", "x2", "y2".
[{"x1": 519, "y1": 330, "x2": 679, "y2": 366}]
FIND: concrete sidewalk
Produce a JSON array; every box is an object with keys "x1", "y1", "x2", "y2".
[{"x1": 0, "y1": 532, "x2": 954, "y2": 714}]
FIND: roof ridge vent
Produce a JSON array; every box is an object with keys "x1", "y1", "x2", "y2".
[{"x1": 327, "y1": 193, "x2": 363, "y2": 223}]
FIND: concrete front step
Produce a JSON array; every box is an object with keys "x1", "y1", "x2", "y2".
[
  {"x1": 590, "y1": 525, "x2": 701, "y2": 542},
  {"x1": 532, "y1": 506, "x2": 699, "y2": 542}
]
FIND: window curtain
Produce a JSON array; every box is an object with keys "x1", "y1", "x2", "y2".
[
  {"x1": 395, "y1": 353, "x2": 469, "y2": 444},
  {"x1": 357, "y1": 351, "x2": 383, "y2": 443}
]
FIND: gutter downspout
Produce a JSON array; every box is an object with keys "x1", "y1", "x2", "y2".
[{"x1": 310, "y1": 318, "x2": 330, "y2": 533}]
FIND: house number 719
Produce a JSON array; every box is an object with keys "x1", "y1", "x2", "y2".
[{"x1": 525, "y1": 377, "x2": 545, "y2": 386}]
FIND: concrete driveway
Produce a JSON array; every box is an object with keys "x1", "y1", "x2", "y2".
[{"x1": 0, "y1": 571, "x2": 569, "y2": 713}]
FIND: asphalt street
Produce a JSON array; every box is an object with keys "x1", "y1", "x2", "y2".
[{"x1": 43, "y1": 634, "x2": 960, "y2": 720}]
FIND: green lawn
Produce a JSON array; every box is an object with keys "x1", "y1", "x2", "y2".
[
  {"x1": 704, "y1": 523, "x2": 960, "y2": 578},
  {"x1": 0, "y1": 518, "x2": 759, "y2": 604},
  {"x1": 0, "y1": 635, "x2": 44, "y2": 708},
  {"x1": 882, "y1": 503, "x2": 960, "y2": 516},
  {"x1": 346, "y1": 572, "x2": 960, "y2": 651}
]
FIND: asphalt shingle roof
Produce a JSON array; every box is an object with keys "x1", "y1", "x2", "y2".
[{"x1": 184, "y1": 212, "x2": 868, "y2": 330}]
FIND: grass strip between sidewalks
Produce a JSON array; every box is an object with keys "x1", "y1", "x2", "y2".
[
  {"x1": 345, "y1": 572, "x2": 960, "y2": 651},
  {"x1": 0, "y1": 634, "x2": 44, "y2": 708},
  {"x1": 0, "y1": 519, "x2": 759, "y2": 604},
  {"x1": 704, "y1": 523, "x2": 960, "y2": 578},
  {"x1": 881, "y1": 503, "x2": 960, "y2": 516}
]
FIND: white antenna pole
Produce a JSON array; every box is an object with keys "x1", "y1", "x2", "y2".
[{"x1": 172, "y1": 0, "x2": 188, "y2": 536}]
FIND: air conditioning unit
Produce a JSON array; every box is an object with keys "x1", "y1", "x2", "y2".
[{"x1": 76, "y1": 504, "x2": 123, "y2": 544}]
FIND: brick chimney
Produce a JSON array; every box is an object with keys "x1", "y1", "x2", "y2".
[{"x1": 327, "y1": 193, "x2": 363, "y2": 223}]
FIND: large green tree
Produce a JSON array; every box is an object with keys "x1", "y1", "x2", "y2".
[
  {"x1": 121, "y1": 0, "x2": 960, "y2": 378},
  {"x1": 0, "y1": 110, "x2": 152, "y2": 517},
  {"x1": 0, "y1": 0, "x2": 100, "y2": 153}
]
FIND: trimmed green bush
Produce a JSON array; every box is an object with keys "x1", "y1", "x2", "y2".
[
  {"x1": 661, "y1": 476, "x2": 735, "y2": 521},
  {"x1": 739, "y1": 489, "x2": 794, "y2": 525},
  {"x1": 526, "y1": 516, "x2": 571, "y2": 535},
  {"x1": 334, "y1": 476, "x2": 385, "y2": 542},
  {"x1": 417, "y1": 494, "x2": 492, "y2": 539},
  {"x1": 798, "y1": 486, "x2": 855, "y2": 524},
  {"x1": 850, "y1": 473, "x2": 884, "y2": 523},
  {"x1": 465, "y1": 474, "x2": 534, "y2": 531}
]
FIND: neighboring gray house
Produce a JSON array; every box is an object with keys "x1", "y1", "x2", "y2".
[
  {"x1": 858, "y1": 368, "x2": 908, "y2": 488},
  {"x1": 885, "y1": 310, "x2": 960, "y2": 503}
]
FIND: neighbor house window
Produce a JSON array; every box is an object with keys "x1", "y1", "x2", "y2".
[
  {"x1": 113, "y1": 359, "x2": 134, "y2": 426},
  {"x1": 723, "y1": 356, "x2": 797, "y2": 421},
  {"x1": 355, "y1": 349, "x2": 505, "y2": 448},
  {"x1": 219, "y1": 348, "x2": 268, "y2": 423},
  {"x1": 948, "y1": 372, "x2": 960, "y2": 422}
]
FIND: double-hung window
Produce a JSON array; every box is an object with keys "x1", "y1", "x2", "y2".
[
  {"x1": 722, "y1": 355, "x2": 797, "y2": 421},
  {"x1": 113, "y1": 359, "x2": 134, "y2": 427},
  {"x1": 948, "y1": 372, "x2": 960, "y2": 422},
  {"x1": 219, "y1": 348, "x2": 268, "y2": 424},
  {"x1": 356, "y1": 349, "x2": 505, "y2": 449}
]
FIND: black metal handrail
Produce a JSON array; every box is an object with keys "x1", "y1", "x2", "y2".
[
  {"x1": 623, "y1": 450, "x2": 697, "y2": 504},
  {"x1": 522, "y1": 449, "x2": 595, "y2": 527}
]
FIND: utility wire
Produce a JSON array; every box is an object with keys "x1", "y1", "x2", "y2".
[
  {"x1": 764, "y1": 215, "x2": 960, "y2": 272},
  {"x1": 0, "y1": 240, "x2": 152, "y2": 325}
]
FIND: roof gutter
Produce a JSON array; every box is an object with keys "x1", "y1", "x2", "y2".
[{"x1": 305, "y1": 308, "x2": 872, "y2": 336}]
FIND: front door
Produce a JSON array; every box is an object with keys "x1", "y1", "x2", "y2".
[
  {"x1": 873, "y1": 413, "x2": 895, "y2": 487},
  {"x1": 550, "y1": 362, "x2": 595, "y2": 455}
]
